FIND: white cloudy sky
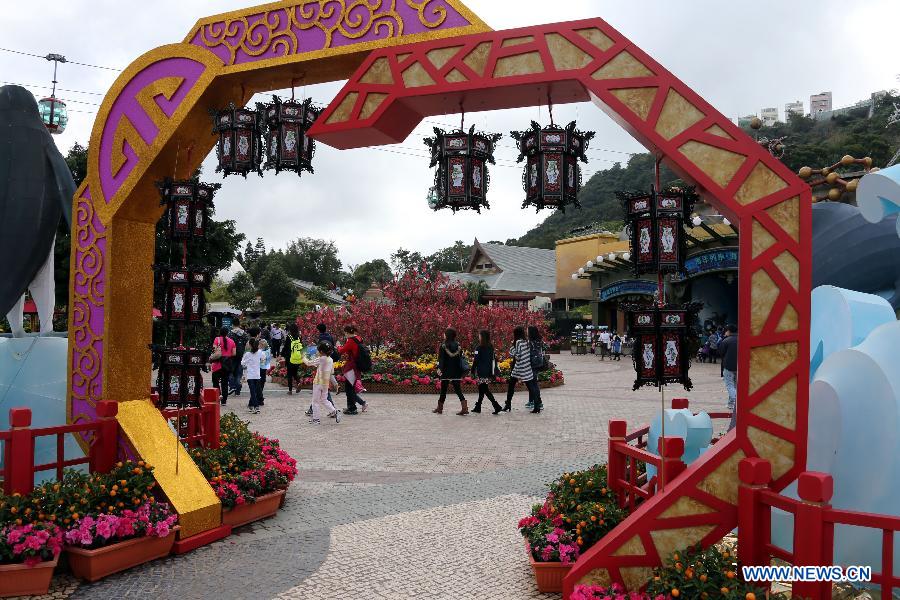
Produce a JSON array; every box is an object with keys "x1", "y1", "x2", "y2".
[{"x1": 2, "y1": 0, "x2": 897, "y2": 273}]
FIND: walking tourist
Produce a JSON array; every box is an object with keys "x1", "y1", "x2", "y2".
[
  {"x1": 283, "y1": 323, "x2": 303, "y2": 395},
  {"x1": 598, "y1": 328, "x2": 610, "y2": 360},
  {"x1": 270, "y1": 323, "x2": 284, "y2": 357},
  {"x1": 337, "y1": 324, "x2": 369, "y2": 415},
  {"x1": 433, "y1": 327, "x2": 468, "y2": 415},
  {"x1": 245, "y1": 327, "x2": 270, "y2": 405},
  {"x1": 306, "y1": 323, "x2": 339, "y2": 417},
  {"x1": 241, "y1": 338, "x2": 264, "y2": 414},
  {"x1": 612, "y1": 333, "x2": 622, "y2": 361},
  {"x1": 471, "y1": 330, "x2": 503, "y2": 415},
  {"x1": 227, "y1": 318, "x2": 248, "y2": 396},
  {"x1": 718, "y1": 324, "x2": 738, "y2": 431},
  {"x1": 210, "y1": 327, "x2": 235, "y2": 405},
  {"x1": 303, "y1": 340, "x2": 341, "y2": 425},
  {"x1": 504, "y1": 326, "x2": 539, "y2": 413},
  {"x1": 527, "y1": 325, "x2": 545, "y2": 413},
  {"x1": 707, "y1": 328, "x2": 720, "y2": 365}
]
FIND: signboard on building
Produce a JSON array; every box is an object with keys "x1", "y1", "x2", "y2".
[
  {"x1": 683, "y1": 248, "x2": 738, "y2": 278},
  {"x1": 599, "y1": 279, "x2": 658, "y2": 302}
]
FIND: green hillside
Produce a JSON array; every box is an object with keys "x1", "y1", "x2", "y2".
[{"x1": 512, "y1": 91, "x2": 900, "y2": 249}]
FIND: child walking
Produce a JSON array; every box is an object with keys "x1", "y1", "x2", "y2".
[
  {"x1": 303, "y1": 341, "x2": 341, "y2": 425},
  {"x1": 241, "y1": 338, "x2": 264, "y2": 414}
]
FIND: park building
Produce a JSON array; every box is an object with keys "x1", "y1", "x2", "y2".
[
  {"x1": 444, "y1": 240, "x2": 556, "y2": 311},
  {"x1": 561, "y1": 208, "x2": 738, "y2": 334}
]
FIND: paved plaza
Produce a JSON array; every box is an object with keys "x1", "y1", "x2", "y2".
[{"x1": 44, "y1": 354, "x2": 731, "y2": 600}]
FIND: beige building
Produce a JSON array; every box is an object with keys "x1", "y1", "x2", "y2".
[{"x1": 554, "y1": 231, "x2": 627, "y2": 311}]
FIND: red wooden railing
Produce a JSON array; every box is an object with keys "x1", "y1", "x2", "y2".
[
  {"x1": 738, "y1": 457, "x2": 900, "y2": 599},
  {"x1": 1, "y1": 401, "x2": 119, "y2": 495},
  {"x1": 607, "y1": 398, "x2": 732, "y2": 513},
  {"x1": 152, "y1": 388, "x2": 220, "y2": 449}
]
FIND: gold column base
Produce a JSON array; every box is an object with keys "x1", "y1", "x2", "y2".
[{"x1": 115, "y1": 400, "x2": 221, "y2": 538}]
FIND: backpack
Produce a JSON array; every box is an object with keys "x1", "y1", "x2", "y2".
[
  {"x1": 529, "y1": 340, "x2": 549, "y2": 371},
  {"x1": 229, "y1": 328, "x2": 248, "y2": 359},
  {"x1": 289, "y1": 337, "x2": 305, "y2": 365},
  {"x1": 354, "y1": 338, "x2": 373, "y2": 372}
]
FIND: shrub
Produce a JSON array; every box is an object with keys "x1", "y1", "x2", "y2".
[
  {"x1": 646, "y1": 544, "x2": 780, "y2": 599},
  {"x1": 63, "y1": 501, "x2": 178, "y2": 549},
  {"x1": 0, "y1": 521, "x2": 63, "y2": 566}
]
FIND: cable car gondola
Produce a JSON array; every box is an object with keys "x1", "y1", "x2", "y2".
[{"x1": 37, "y1": 96, "x2": 67, "y2": 134}]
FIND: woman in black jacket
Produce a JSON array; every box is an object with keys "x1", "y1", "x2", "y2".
[
  {"x1": 433, "y1": 328, "x2": 468, "y2": 415},
  {"x1": 472, "y1": 330, "x2": 503, "y2": 415}
]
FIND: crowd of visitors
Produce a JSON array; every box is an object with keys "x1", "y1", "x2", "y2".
[{"x1": 206, "y1": 319, "x2": 552, "y2": 421}]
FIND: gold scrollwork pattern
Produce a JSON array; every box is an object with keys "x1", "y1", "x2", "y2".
[
  {"x1": 70, "y1": 189, "x2": 106, "y2": 421},
  {"x1": 194, "y1": 0, "x2": 460, "y2": 65}
]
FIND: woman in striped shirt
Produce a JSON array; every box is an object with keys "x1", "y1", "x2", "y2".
[{"x1": 504, "y1": 326, "x2": 541, "y2": 413}]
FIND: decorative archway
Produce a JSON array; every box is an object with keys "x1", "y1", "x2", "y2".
[{"x1": 68, "y1": 1, "x2": 810, "y2": 587}]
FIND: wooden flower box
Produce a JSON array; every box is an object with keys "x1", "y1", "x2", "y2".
[
  {"x1": 0, "y1": 555, "x2": 58, "y2": 597},
  {"x1": 222, "y1": 489, "x2": 286, "y2": 528},
  {"x1": 66, "y1": 527, "x2": 179, "y2": 582},
  {"x1": 526, "y1": 541, "x2": 572, "y2": 593}
]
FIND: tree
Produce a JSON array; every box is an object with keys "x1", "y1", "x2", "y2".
[
  {"x1": 208, "y1": 276, "x2": 229, "y2": 302},
  {"x1": 464, "y1": 280, "x2": 489, "y2": 304},
  {"x1": 390, "y1": 247, "x2": 424, "y2": 275},
  {"x1": 351, "y1": 259, "x2": 393, "y2": 292},
  {"x1": 226, "y1": 271, "x2": 257, "y2": 311},
  {"x1": 258, "y1": 261, "x2": 296, "y2": 314},
  {"x1": 280, "y1": 238, "x2": 343, "y2": 286},
  {"x1": 426, "y1": 240, "x2": 471, "y2": 272}
]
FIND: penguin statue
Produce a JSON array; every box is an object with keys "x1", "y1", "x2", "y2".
[{"x1": 0, "y1": 85, "x2": 75, "y2": 336}]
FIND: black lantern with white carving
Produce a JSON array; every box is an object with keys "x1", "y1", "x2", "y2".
[
  {"x1": 619, "y1": 186, "x2": 698, "y2": 276},
  {"x1": 258, "y1": 95, "x2": 320, "y2": 176},
  {"x1": 623, "y1": 302, "x2": 700, "y2": 391},
  {"x1": 511, "y1": 120, "x2": 594, "y2": 213},
  {"x1": 212, "y1": 103, "x2": 263, "y2": 177},
  {"x1": 423, "y1": 125, "x2": 501, "y2": 213},
  {"x1": 153, "y1": 346, "x2": 206, "y2": 408},
  {"x1": 158, "y1": 179, "x2": 220, "y2": 240},
  {"x1": 154, "y1": 266, "x2": 210, "y2": 325}
]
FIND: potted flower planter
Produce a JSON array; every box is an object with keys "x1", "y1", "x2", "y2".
[
  {"x1": 222, "y1": 489, "x2": 286, "y2": 528},
  {"x1": 526, "y1": 541, "x2": 573, "y2": 593},
  {"x1": 66, "y1": 527, "x2": 178, "y2": 582},
  {"x1": 0, "y1": 555, "x2": 58, "y2": 597}
]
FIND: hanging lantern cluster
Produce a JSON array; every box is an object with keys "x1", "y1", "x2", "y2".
[
  {"x1": 212, "y1": 96, "x2": 322, "y2": 179},
  {"x1": 622, "y1": 302, "x2": 701, "y2": 391},
  {"x1": 511, "y1": 120, "x2": 595, "y2": 213},
  {"x1": 158, "y1": 178, "x2": 220, "y2": 240},
  {"x1": 153, "y1": 266, "x2": 211, "y2": 324},
  {"x1": 212, "y1": 103, "x2": 265, "y2": 177},
  {"x1": 257, "y1": 95, "x2": 320, "y2": 176},
  {"x1": 151, "y1": 346, "x2": 206, "y2": 409},
  {"x1": 423, "y1": 125, "x2": 502, "y2": 213},
  {"x1": 619, "y1": 186, "x2": 698, "y2": 277}
]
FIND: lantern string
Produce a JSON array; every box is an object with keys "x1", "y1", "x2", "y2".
[
  {"x1": 290, "y1": 78, "x2": 296, "y2": 101},
  {"x1": 547, "y1": 90, "x2": 554, "y2": 126},
  {"x1": 459, "y1": 102, "x2": 465, "y2": 131}
]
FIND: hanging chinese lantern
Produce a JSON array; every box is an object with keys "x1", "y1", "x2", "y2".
[
  {"x1": 258, "y1": 95, "x2": 320, "y2": 175},
  {"x1": 158, "y1": 179, "x2": 220, "y2": 240},
  {"x1": 511, "y1": 120, "x2": 594, "y2": 213},
  {"x1": 152, "y1": 346, "x2": 206, "y2": 408},
  {"x1": 622, "y1": 302, "x2": 701, "y2": 391},
  {"x1": 212, "y1": 103, "x2": 263, "y2": 177},
  {"x1": 154, "y1": 266, "x2": 210, "y2": 324},
  {"x1": 423, "y1": 124, "x2": 501, "y2": 213},
  {"x1": 619, "y1": 186, "x2": 698, "y2": 276}
]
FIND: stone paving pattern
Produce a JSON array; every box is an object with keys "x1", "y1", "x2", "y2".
[{"x1": 24, "y1": 355, "x2": 731, "y2": 599}]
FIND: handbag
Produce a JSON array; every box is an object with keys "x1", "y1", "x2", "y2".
[
  {"x1": 459, "y1": 354, "x2": 470, "y2": 373},
  {"x1": 209, "y1": 338, "x2": 223, "y2": 362}
]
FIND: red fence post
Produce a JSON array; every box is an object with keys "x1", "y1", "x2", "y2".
[
  {"x1": 4, "y1": 408, "x2": 35, "y2": 496},
  {"x1": 671, "y1": 398, "x2": 689, "y2": 410},
  {"x1": 738, "y1": 457, "x2": 772, "y2": 569},
  {"x1": 203, "y1": 388, "x2": 220, "y2": 449},
  {"x1": 608, "y1": 420, "x2": 627, "y2": 507},
  {"x1": 658, "y1": 436, "x2": 685, "y2": 489},
  {"x1": 792, "y1": 471, "x2": 834, "y2": 600},
  {"x1": 89, "y1": 401, "x2": 119, "y2": 474}
]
